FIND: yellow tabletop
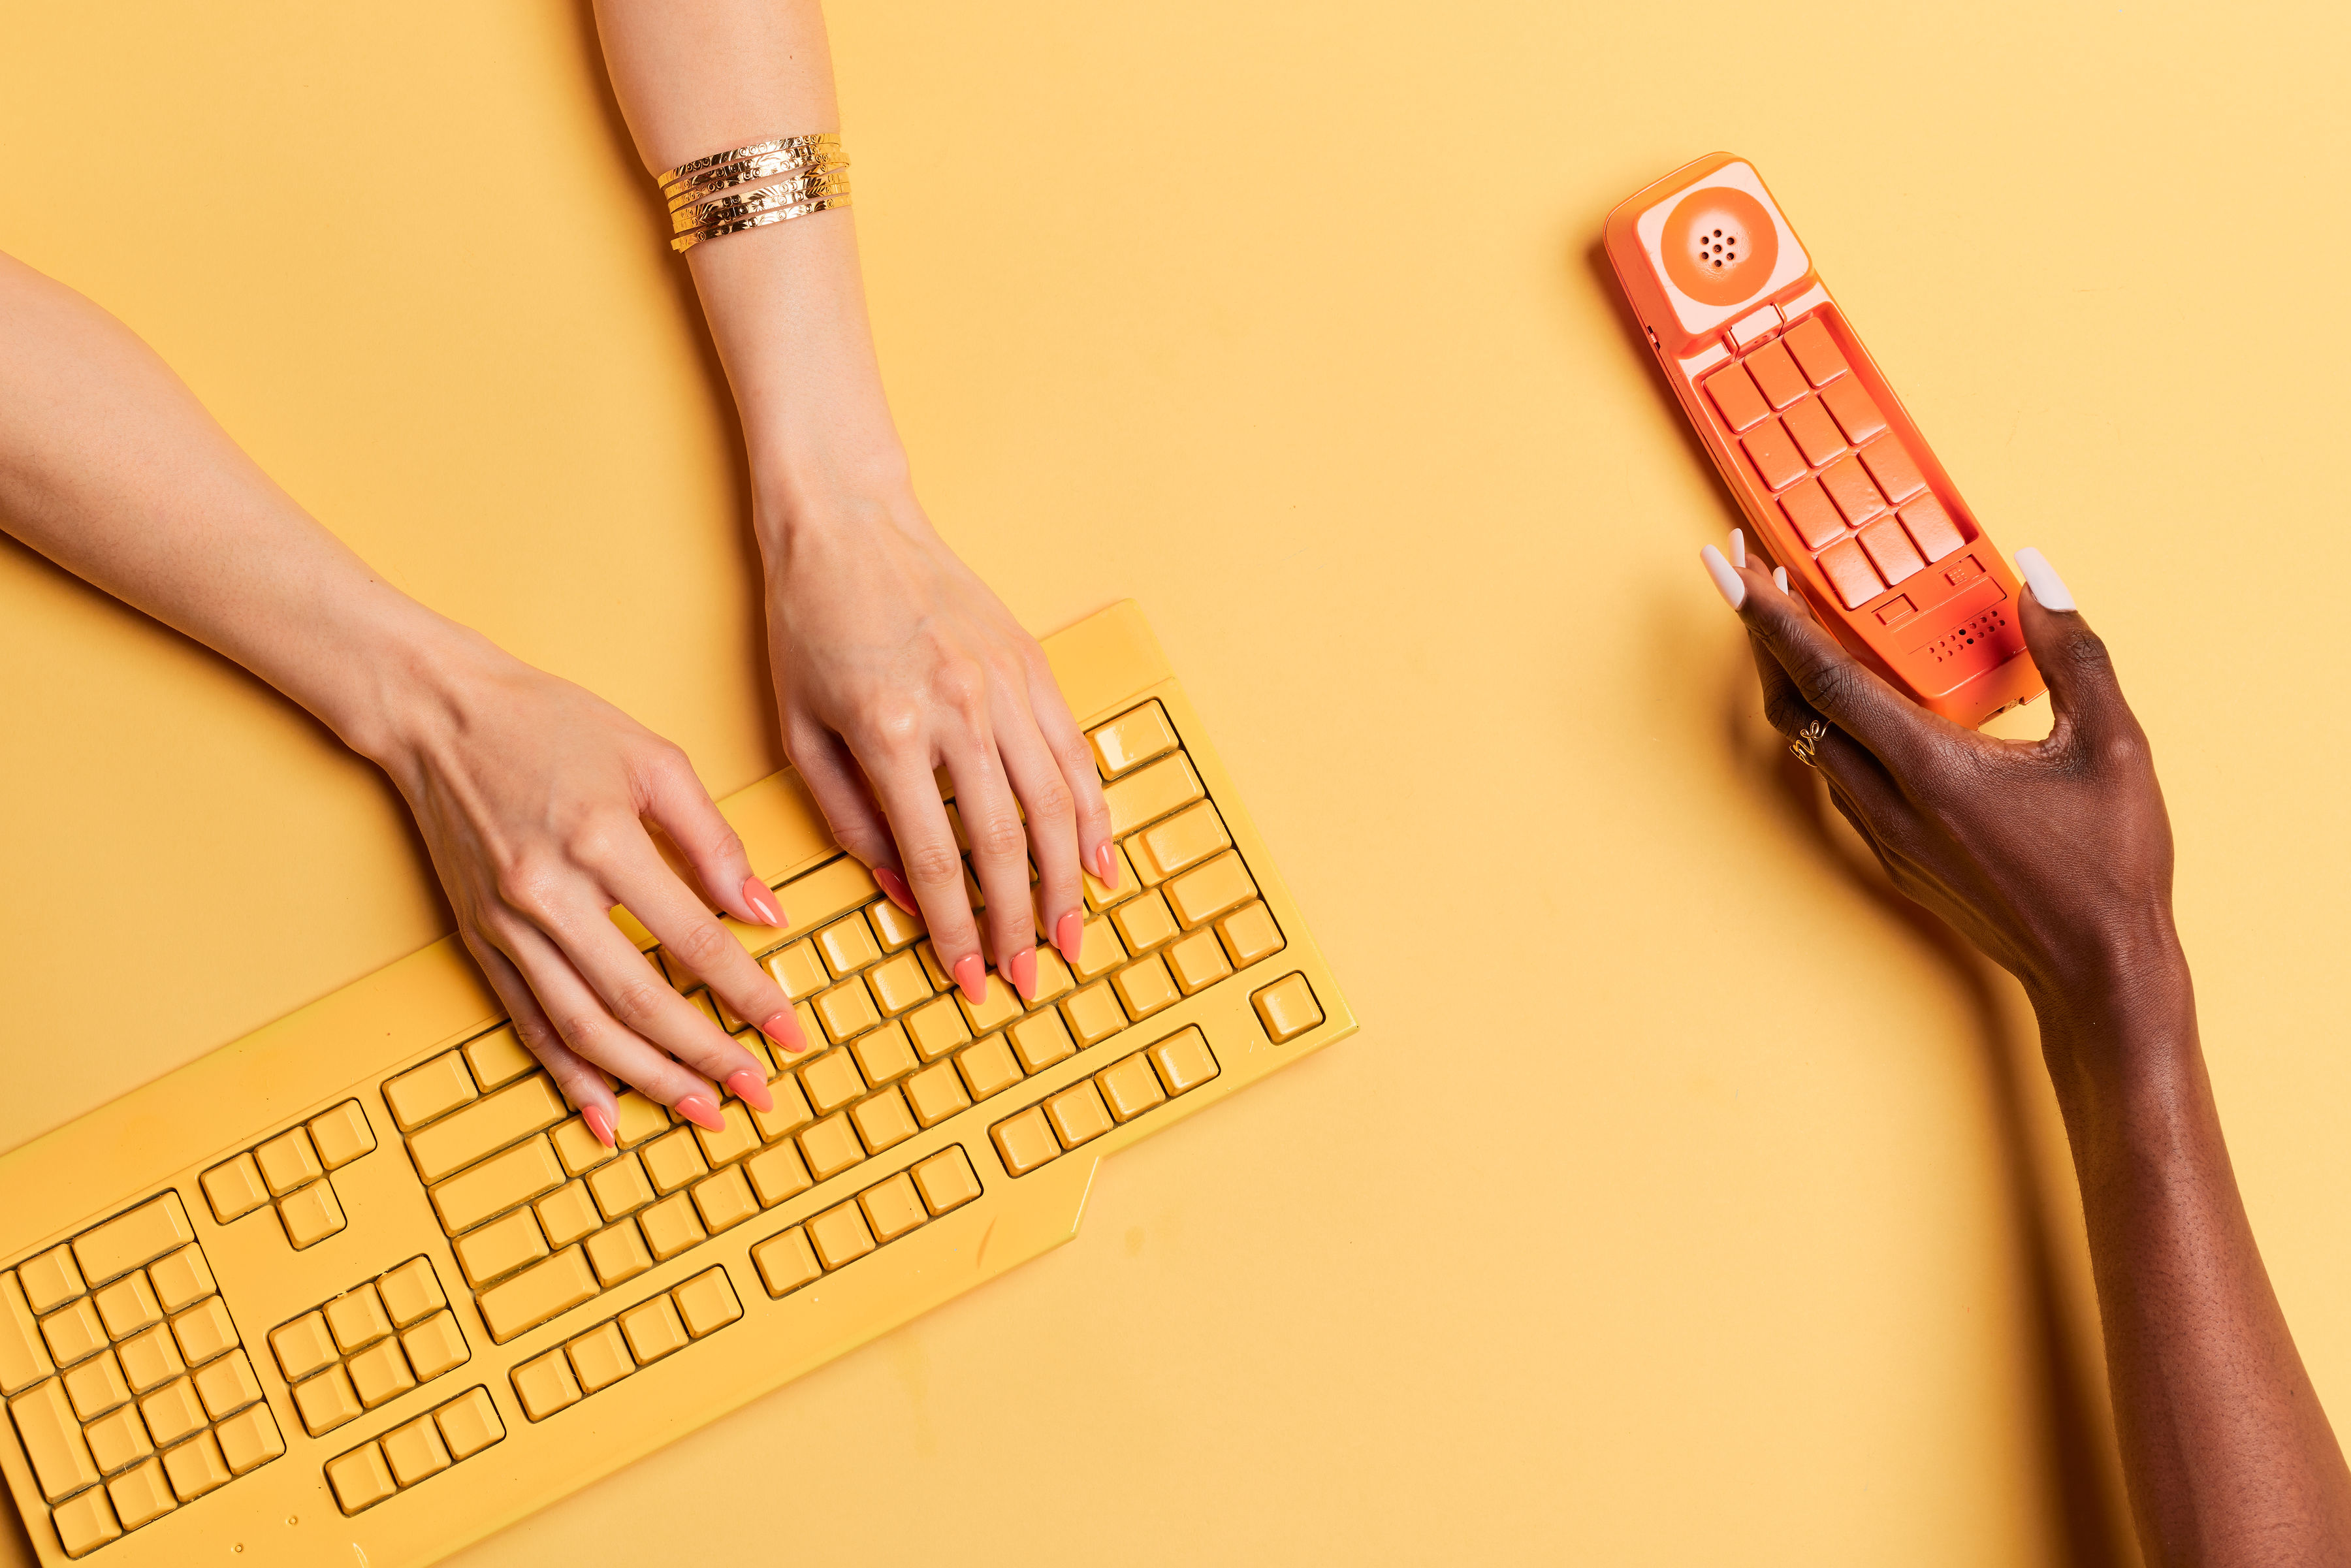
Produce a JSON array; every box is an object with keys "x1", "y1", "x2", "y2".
[{"x1": 3, "y1": 2, "x2": 2344, "y2": 1563}]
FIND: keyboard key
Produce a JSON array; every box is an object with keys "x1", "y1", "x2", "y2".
[
  {"x1": 1817, "y1": 537, "x2": 1885, "y2": 609},
  {"x1": 956, "y1": 1035, "x2": 1024, "y2": 1102},
  {"x1": 384, "y1": 1053, "x2": 478, "y2": 1133},
  {"x1": 320, "y1": 1285, "x2": 390, "y2": 1354},
  {"x1": 869, "y1": 899, "x2": 925, "y2": 952},
  {"x1": 904, "y1": 996, "x2": 972, "y2": 1061},
  {"x1": 866, "y1": 951, "x2": 933, "y2": 1017},
  {"x1": 326, "y1": 1442, "x2": 396, "y2": 1514},
  {"x1": 1739, "y1": 417, "x2": 1806, "y2": 491},
  {"x1": 1857, "y1": 517, "x2": 1926, "y2": 586},
  {"x1": 852, "y1": 1087, "x2": 919, "y2": 1155},
  {"x1": 991, "y1": 1108, "x2": 1060, "y2": 1177},
  {"x1": 692, "y1": 1167, "x2": 760, "y2": 1234},
  {"x1": 169, "y1": 1298, "x2": 238, "y2": 1366},
  {"x1": 1113, "y1": 955, "x2": 1181, "y2": 1020},
  {"x1": 1778, "y1": 477, "x2": 1846, "y2": 549},
  {"x1": 214, "y1": 1401, "x2": 283, "y2": 1475},
  {"x1": 776, "y1": 856, "x2": 882, "y2": 933},
  {"x1": 860, "y1": 1173, "x2": 927, "y2": 1243},
  {"x1": 347, "y1": 1339, "x2": 417, "y2": 1409},
  {"x1": 1010, "y1": 1010, "x2": 1077, "y2": 1074},
  {"x1": 673, "y1": 1268, "x2": 743, "y2": 1339},
  {"x1": 193, "y1": 1347, "x2": 263, "y2": 1418},
  {"x1": 1104, "y1": 752, "x2": 1204, "y2": 837},
  {"x1": 456, "y1": 1210, "x2": 550, "y2": 1288},
  {"x1": 1703, "y1": 364, "x2": 1770, "y2": 432},
  {"x1": 1252, "y1": 973, "x2": 1325, "y2": 1043},
  {"x1": 1063, "y1": 982, "x2": 1128, "y2": 1047},
  {"x1": 745, "y1": 1143, "x2": 812, "y2": 1207},
  {"x1": 817, "y1": 912, "x2": 882, "y2": 977},
  {"x1": 63, "y1": 1349, "x2": 129, "y2": 1419},
  {"x1": 1028, "y1": 946, "x2": 1076, "y2": 1006},
  {"x1": 613, "y1": 1091, "x2": 671, "y2": 1148},
  {"x1": 106, "y1": 1456, "x2": 176, "y2": 1530},
  {"x1": 1112, "y1": 889, "x2": 1177, "y2": 952},
  {"x1": 1780, "y1": 397, "x2": 1847, "y2": 468},
  {"x1": 295, "y1": 1364, "x2": 362, "y2": 1435},
  {"x1": 1781, "y1": 317, "x2": 1850, "y2": 385},
  {"x1": 1137, "y1": 801, "x2": 1231, "y2": 882},
  {"x1": 1089, "y1": 700, "x2": 1179, "y2": 776},
  {"x1": 476, "y1": 1247, "x2": 600, "y2": 1343},
  {"x1": 94, "y1": 1272, "x2": 162, "y2": 1340},
  {"x1": 435, "y1": 1385, "x2": 504, "y2": 1460},
  {"x1": 1096, "y1": 1055, "x2": 1167, "y2": 1122},
  {"x1": 511, "y1": 1349, "x2": 581, "y2": 1422},
  {"x1": 537, "y1": 1181, "x2": 602, "y2": 1249},
  {"x1": 1818, "y1": 453, "x2": 1887, "y2": 526},
  {"x1": 1821, "y1": 377, "x2": 1887, "y2": 443},
  {"x1": 852, "y1": 1021, "x2": 920, "y2": 1086},
  {"x1": 51, "y1": 1488, "x2": 121, "y2": 1558},
  {"x1": 638, "y1": 1193, "x2": 707, "y2": 1262},
  {"x1": 799, "y1": 1114, "x2": 864, "y2": 1181},
  {"x1": 585, "y1": 1222, "x2": 652, "y2": 1287},
  {"x1": 551, "y1": 1116, "x2": 616, "y2": 1177},
  {"x1": 200, "y1": 1154, "x2": 270, "y2": 1224},
  {"x1": 147, "y1": 1246, "x2": 214, "y2": 1316},
  {"x1": 409, "y1": 1076, "x2": 568, "y2": 1185},
  {"x1": 456, "y1": 1024, "x2": 534, "y2": 1090},
  {"x1": 1215, "y1": 902, "x2": 1281, "y2": 970},
  {"x1": 1072, "y1": 916, "x2": 1125, "y2": 981},
  {"x1": 431, "y1": 1135, "x2": 565, "y2": 1234},
  {"x1": 1743, "y1": 340, "x2": 1808, "y2": 408},
  {"x1": 959, "y1": 974, "x2": 1025, "y2": 1034},
  {"x1": 10, "y1": 1379, "x2": 99, "y2": 1501},
  {"x1": 41, "y1": 1300, "x2": 106, "y2": 1368},
  {"x1": 84, "y1": 1403, "x2": 152, "y2": 1474},
  {"x1": 1898, "y1": 494, "x2": 1966, "y2": 562},
  {"x1": 117, "y1": 1322, "x2": 183, "y2": 1392},
  {"x1": 620, "y1": 1297, "x2": 690, "y2": 1366},
  {"x1": 752, "y1": 1228, "x2": 824, "y2": 1298},
  {"x1": 400, "y1": 1311, "x2": 470, "y2": 1383},
  {"x1": 914, "y1": 940, "x2": 954, "y2": 991},
  {"x1": 587, "y1": 1153, "x2": 656, "y2": 1222},
  {"x1": 808, "y1": 1202, "x2": 876, "y2": 1270},
  {"x1": 382, "y1": 1411, "x2": 451, "y2": 1487},
  {"x1": 912, "y1": 1147, "x2": 982, "y2": 1215},
  {"x1": 1859, "y1": 438, "x2": 1928, "y2": 503},
  {"x1": 74, "y1": 1194, "x2": 193, "y2": 1287},
  {"x1": 1046, "y1": 1083, "x2": 1114, "y2": 1151},
  {"x1": 1147, "y1": 1029, "x2": 1221, "y2": 1096},
  {"x1": 270, "y1": 1313, "x2": 337, "y2": 1383},
  {"x1": 763, "y1": 939, "x2": 829, "y2": 1002},
  {"x1": 278, "y1": 1182, "x2": 347, "y2": 1249},
  {"x1": 641, "y1": 1128, "x2": 711, "y2": 1195},
  {"x1": 1166, "y1": 929, "x2": 1234, "y2": 995},
  {"x1": 376, "y1": 1258, "x2": 446, "y2": 1330},
  {"x1": 165, "y1": 1428, "x2": 233, "y2": 1501},
  {"x1": 18, "y1": 1249, "x2": 82, "y2": 1318},
  {"x1": 800, "y1": 1049, "x2": 867, "y2": 1117},
  {"x1": 816, "y1": 977, "x2": 881, "y2": 1044},
  {"x1": 752, "y1": 1074, "x2": 815, "y2": 1142}
]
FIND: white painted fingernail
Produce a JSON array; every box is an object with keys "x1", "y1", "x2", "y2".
[
  {"x1": 1773, "y1": 566, "x2": 1789, "y2": 594},
  {"x1": 1729, "y1": 528, "x2": 1746, "y2": 569},
  {"x1": 2015, "y1": 547, "x2": 2075, "y2": 611},
  {"x1": 1700, "y1": 545, "x2": 1746, "y2": 609}
]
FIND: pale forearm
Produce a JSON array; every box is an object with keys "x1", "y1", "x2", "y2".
[
  {"x1": 0, "y1": 253, "x2": 464, "y2": 762},
  {"x1": 2043, "y1": 974, "x2": 2351, "y2": 1561}
]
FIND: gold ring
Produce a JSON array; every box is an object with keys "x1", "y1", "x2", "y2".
[
  {"x1": 1789, "y1": 720, "x2": 1829, "y2": 767},
  {"x1": 656, "y1": 132, "x2": 839, "y2": 195}
]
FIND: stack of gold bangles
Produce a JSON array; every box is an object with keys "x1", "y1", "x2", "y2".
[{"x1": 656, "y1": 131, "x2": 849, "y2": 253}]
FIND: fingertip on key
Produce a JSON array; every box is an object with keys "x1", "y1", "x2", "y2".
[
  {"x1": 724, "y1": 1069, "x2": 773, "y2": 1114},
  {"x1": 741, "y1": 875, "x2": 784, "y2": 928},
  {"x1": 759, "y1": 1010, "x2": 806, "y2": 1057},
  {"x1": 1008, "y1": 947, "x2": 1038, "y2": 1003},
  {"x1": 1092, "y1": 842, "x2": 1120, "y2": 889},
  {"x1": 1054, "y1": 912, "x2": 1084, "y2": 964},
  {"x1": 583, "y1": 1104, "x2": 617, "y2": 1149},
  {"x1": 675, "y1": 1095, "x2": 726, "y2": 1134},
  {"x1": 952, "y1": 953, "x2": 987, "y2": 1005},
  {"x1": 874, "y1": 866, "x2": 916, "y2": 914}
]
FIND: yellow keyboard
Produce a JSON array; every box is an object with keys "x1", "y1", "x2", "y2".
[{"x1": 0, "y1": 601, "x2": 1353, "y2": 1566}]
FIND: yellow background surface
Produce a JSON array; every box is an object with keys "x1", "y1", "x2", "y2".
[{"x1": 3, "y1": 1, "x2": 2345, "y2": 1562}]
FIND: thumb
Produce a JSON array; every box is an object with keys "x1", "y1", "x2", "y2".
[{"x1": 2013, "y1": 547, "x2": 2134, "y2": 752}]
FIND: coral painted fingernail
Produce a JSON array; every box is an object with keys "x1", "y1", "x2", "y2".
[
  {"x1": 760, "y1": 1009, "x2": 807, "y2": 1055},
  {"x1": 1730, "y1": 528, "x2": 1746, "y2": 569},
  {"x1": 724, "y1": 1068, "x2": 773, "y2": 1113},
  {"x1": 1055, "y1": 912, "x2": 1084, "y2": 963},
  {"x1": 1093, "y1": 842, "x2": 1119, "y2": 888},
  {"x1": 953, "y1": 953, "x2": 987, "y2": 1004},
  {"x1": 583, "y1": 1104, "x2": 616, "y2": 1148},
  {"x1": 1700, "y1": 544, "x2": 1746, "y2": 609},
  {"x1": 742, "y1": 875, "x2": 784, "y2": 927},
  {"x1": 875, "y1": 865, "x2": 916, "y2": 914},
  {"x1": 1008, "y1": 947, "x2": 1038, "y2": 1002},
  {"x1": 675, "y1": 1095, "x2": 726, "y2": 1132}
]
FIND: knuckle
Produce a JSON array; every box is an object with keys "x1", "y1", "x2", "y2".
[
  {"x1": 1026, "y1": 774, "x2": 1075, "y2": 828},
  {"x1": 861, "y1": 697, "x2": 927, "y2": 756},
  {"x1": 605, "y1": 977, "x2": 672, "y2": 1033},
  {"x1": 1797, "y1": 656, "x2": 1861, "y2": 719},
  {"x1": 1761, "y1": 686, "x2": 1813, "y2": 737},
  {"x1": 930, "y1": 658, "x2": 988, "y2": 718},
  {"x1": 904, "y1": 840, "x2": 965, "y2": 889},
  {"x1": 669, "y1": 919, "x2": 734, "y2": 974},
  {"x1": 971, "y1": 812, "x2": 1028, "y2": 863}
]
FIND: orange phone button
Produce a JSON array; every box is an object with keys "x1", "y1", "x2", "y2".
[
  {"x1": 1820, "y1": 379, "x2": 1888, "y2": 445},
  {"x1": 1944, "y1": 554, "x2": 1984, "y2": 587},
  {"x1": 1876, "y1": 596, "x2": 1917, "y2": 627},
  {"x1": 1779, "y1": 479, "x2": 1845, "y2": 550},
  {"x1": 1817, "y1": 538, "x2": 1885, "y2": 609},
  {"x1": 1742, "y1": 342, "x2": 1808, "y2": 409},
  {"x1": 1704, "y1": 365, "x2": 1770, "y2": 432},
  {"x1": 1898, "y1": 495, "x2": 1966, "y2": 564},
  {"x1": 1740, "y1": 419, "x2": 1807, "y2": 492},
  {"x1": 1781, "y1": 317, "x2": 1850, "y2": 387}
]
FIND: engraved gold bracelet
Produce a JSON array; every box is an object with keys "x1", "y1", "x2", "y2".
[
  {"x1": 655, "y1": 132, "x2": 839, "y2": 197},
  {"x1": 665, "y1": 148, "x2": 844, "y2": 210},
  {"x1": 672, "y1": 193, "x2": 850, "y2": 253},
  {"x1": 657, "y1": 132, "x2": 850, "y2": 254},
  {"x1": 670, "y1": 169, "x2": 849, "y2": 236}
]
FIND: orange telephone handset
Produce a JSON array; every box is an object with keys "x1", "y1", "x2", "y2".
[{"x1": 1605, "y1": 153, "x2": 2043, "y2": 726}]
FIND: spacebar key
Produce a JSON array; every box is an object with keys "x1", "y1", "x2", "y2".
[{"x1": 476, "y1": 1247, "x2": 600, "y2": 1343}]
